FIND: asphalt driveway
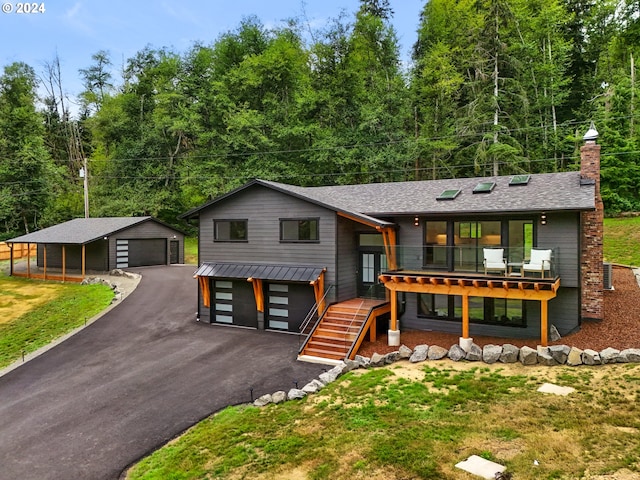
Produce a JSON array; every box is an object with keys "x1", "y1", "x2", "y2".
[{"x1": 0, "y1": 265, "x2": 325, "y2": 480}]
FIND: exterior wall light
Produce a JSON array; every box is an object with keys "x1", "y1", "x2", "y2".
[
  {"x1": 414, "y1": 216, "x2": 420, "y2": 227},
  {"x1": 540, "y1": 213, "x2": 547, "y2": 225}
]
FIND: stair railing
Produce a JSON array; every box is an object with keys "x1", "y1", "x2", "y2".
[
  {"x1": 298, "y1": 284, "x2": 335, "y2": 354},
  {"x1": 340, "y1": 284, "x2": 378, "y2": 354}
]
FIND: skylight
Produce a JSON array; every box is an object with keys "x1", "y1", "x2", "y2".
[
  {"x1": 509, "y1": 174, "x2": 531, "y2": 186},
  {"x1": 436, "y1": 189, "x2": 461, "y2": 201},
  {"x1": 473, "y1": 181, "x2": 496, "y2": 194}
]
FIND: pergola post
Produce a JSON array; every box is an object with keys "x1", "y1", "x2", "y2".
[
  {"x1": 26, "y1": 243, "x2": 30, "y2": 277},
  {"x1": 81, "y1": 244, "x2": 86, "y2": 280},
  {"x1": 8, "y1": 243, "x2": 13, "y2": 276},
  {"x1": 388, "y1": 291, "x2": 400, "y2": 346},
  {"x1": 43, "y1": 244, "x2": 47, "y2": 280},
  {"x1": 541, "y1": 299, "x2": 549, "y2": 347},
  {"x1": 62, "y1": 245, "x2": 66, "y2": 282}
]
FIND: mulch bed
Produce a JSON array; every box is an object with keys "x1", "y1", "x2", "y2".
[{"x1": 358, "y1": 266, "x2": 640, "y2": 357}]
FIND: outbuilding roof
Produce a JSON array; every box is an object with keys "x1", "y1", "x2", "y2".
[
  {"x1": 194, "y1": 262, "x2": 325, "y2": 282},
  {"x1": 6, "y1": 217, "x2": 182, "y2": 245}
]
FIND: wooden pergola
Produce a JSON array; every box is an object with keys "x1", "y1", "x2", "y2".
[
  {"x1": 6, "y1": 242, "x2": 87, "y2": 283},
  {"x1": 379, "y1": 273, "x2": 561, "y2": 347}
]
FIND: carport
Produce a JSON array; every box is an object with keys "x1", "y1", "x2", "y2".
[{"x1": 5, "y1": 217, "x2": 185, "y2": 282}]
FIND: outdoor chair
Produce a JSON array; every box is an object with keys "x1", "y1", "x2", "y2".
[
  {"x1": 522, "y1": 248, "x2": 552, "y2": 277},
  {"x1": 483, "y1": 248, "x2": 507, "y2": 276}
]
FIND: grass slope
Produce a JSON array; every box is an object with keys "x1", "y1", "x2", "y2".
[
  {"x1": 127, "y1": 363, "x2": 640, "y2": 480},
  {"x1": 604, "y1": 216, "x2": 640, "y2": 267},
  {"x1": 0, "y1": 273, "x2": 113, "y2": 369}
]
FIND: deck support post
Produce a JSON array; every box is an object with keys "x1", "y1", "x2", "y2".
[
  {"x1": 541, "y1": 299, "x2": 549, "y2": 347},
  {"x1": 388, "y1": 291, "x2": 400, "y2": 346},
  {"x1": 459, "y1": 293, "x2": 473, "y2": 351}
]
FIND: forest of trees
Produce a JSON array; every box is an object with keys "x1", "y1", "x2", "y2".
[{"x1": 1, "y1": 0, "x2": 639, "y2": 239}]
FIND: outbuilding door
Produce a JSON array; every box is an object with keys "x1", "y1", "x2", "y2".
[
  {"x1": 265, "y1": 282, "x2": 315, "y2": 333},
  {"x1": 170, "y1": 240, "x2": 179, "y2": 264}
]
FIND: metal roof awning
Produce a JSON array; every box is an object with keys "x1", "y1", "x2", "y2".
[{"x1": 194, "y1": 262, "x2": 326, "y2": 283}]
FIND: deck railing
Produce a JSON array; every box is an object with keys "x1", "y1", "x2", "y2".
[{"x1": 389, "y1": 245, "x2": 558, "y2": 279}]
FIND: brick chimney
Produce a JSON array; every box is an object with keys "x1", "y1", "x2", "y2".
[{"x1": 580, "y1": 123, "x2": 603, "y2": 321}]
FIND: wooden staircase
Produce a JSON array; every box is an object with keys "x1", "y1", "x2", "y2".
[{"x1": 299, "y1": 298, "x2": 390, "y2": 362}]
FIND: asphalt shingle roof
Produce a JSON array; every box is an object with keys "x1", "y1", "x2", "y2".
[{"x1": 6, "y1": 217, "x2": 155, "y2": 244}]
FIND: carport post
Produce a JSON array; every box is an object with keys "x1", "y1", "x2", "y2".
[
  {"x1": 82, "y1": 244, "x2": 86, "y2": 280},
  {"x1": 43, "y1": 244, "x2": 47, "y2": 280},
  {"x1": 8, "y1": 243, "x2": 13, "y2": 276},
  {"x1": 26, "y1": 243, "x2": 30, "y2": 277},
  {"x1": 62, "y1": 245, "x2": 66, "y2": 282}
]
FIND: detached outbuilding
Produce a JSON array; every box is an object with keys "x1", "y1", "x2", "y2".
[{"x1": 5, "y1": 217, "x2": 184, "y2": 281}]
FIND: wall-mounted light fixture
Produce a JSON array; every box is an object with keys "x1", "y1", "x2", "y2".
[
  {"x1": 540, "y1": 213, "x2": 547, "y2": 225},
  {"x1": 414, "y1": 216, "x2": 420, "y2": 227}
]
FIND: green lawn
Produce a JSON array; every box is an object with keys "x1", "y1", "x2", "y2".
[
  {"x1": 604, "y1": 216, "x2": 640, "y2": 267},
  {"x1": 127, "y1": 363, "x2": 640, "y2": 480},
  {"x1": 184, "y1": 237, "x2": 198, "y2": 264},
  {"x1": 0, "y1": 272, "x2": 114, "y2": 369}
]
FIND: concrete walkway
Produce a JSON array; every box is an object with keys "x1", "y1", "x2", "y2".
[{"x1": 0, "y1": 265, "x2": 324, "y2": 480}]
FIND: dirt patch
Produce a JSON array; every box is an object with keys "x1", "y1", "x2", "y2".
[{"x1": 0, "y1": 282, "x2": 61, "y2": 324}]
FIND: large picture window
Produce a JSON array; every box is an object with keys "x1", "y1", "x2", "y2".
[
  {"x1": 280, "y1": 218, "x2": 319, "y2": 242},
  {"x1": 418, "y1": 293, "x2": 526, "y2": 327},
  {"x1": 214, "y1": 220, "x2": 248, "y2": 242}
]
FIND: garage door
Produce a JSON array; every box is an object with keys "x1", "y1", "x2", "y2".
[
  {"x1": 211, "y1": 279, "x2": 257, "y2": 328},
  {"x1": 116, "y1": 239, "x2": 167, "y2": 268},
  {"x1": 266, "y1": 282, "x2": 316, "y2": 333}
]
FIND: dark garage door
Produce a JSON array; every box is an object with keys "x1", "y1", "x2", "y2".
[
  {"x1": 266, "y1": 282, "x2": 315, "y2": 333},
  {"x1": 127, "y1": 239, "x2": 167, "y2": 267},
  {"x1": 211, "y1": 279, "x2": 257, "y2": 328}
]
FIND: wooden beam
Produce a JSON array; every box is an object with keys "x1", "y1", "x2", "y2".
[
  {"x1": 248, "y1": 277, "x2": 264, "y2": 312},
  {"x1": 458, "y1": 279, "x2": 466, "y2": 287},
  {"x1": 26, "y1": 243, "x2": 30, "y2": 277},
  {"x1": 198, "y1": 276, "x2": 211, "y2": 307},
  {"x1": 8, "y1": 243, "x2": 13, "y2": 277},
  {"x1": 43, "y1": 244, "x2": 47, "y2": 280},
  {"x1": 338, "y1": 211, "x2": 382, "y2": 229},
  {"x1": 473, "y1": 280, "x2": 480, "y2": 289},
  {"x1": 369, "y1": 315, "x2": 377, "y2": 342},
  {"x1": 462, "y1": 294, "x2": 469, "y2": 339},
  {"x1": 430, "y1": 277, "x2": 439, "y2": 286},
  {"x1": 541, "y1": 299, "x2": 549, "y2": 347},
  {"x1": 81, "y1": 244, "x2": 86, "y2": 280},
  {"x1": 390, "y1": 291, "x2": 398, "y2": 331},
  {"x1": 444, "y1": 278, "x2": 452, "y2": 287},
  {"x1": 404, "y1": 276, "x2": 414, "y2": 284},
  {"x1": 62, "y1": 245, "x2": 66, "y2": 282}
]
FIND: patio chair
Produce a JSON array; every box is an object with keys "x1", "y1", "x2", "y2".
[
  {"x1": 483, "y1": 248, "x2": 507, "y2": 276},
  {"x1": 522, "y1": 248, "x2": 552, "y2": 277}
]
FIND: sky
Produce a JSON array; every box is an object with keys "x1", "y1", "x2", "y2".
[{"x1": 0, "y1": 0, "x2": 425, "y2": 110}]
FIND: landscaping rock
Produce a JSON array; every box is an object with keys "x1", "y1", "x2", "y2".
[
  {"x1": 549, "y1": 345, "x2": 570, "y2": 365},
  {"x1": 428, "y1": 345, "x2": 449, "y2": 360},
  {"x1": 465, "y1": 343, "x2": 483, "y2": 362},
  {"x1": 370, "y1": 352, "x2": 386, "y2": 367},
  {"x1": 499, "y1": 344, "x2": 519, "y2": 363},
  {"x1": 384, "y1": 351, "x2": 400, "y2": 364},
  {"x1": 519, "y1": 346, "x2": 538, "y2": 365},
  {"x1": 272, "y1": 391, "x2": 287, "y2": 404},
  {"x1": 319, "y1": 364, "x2": 345, "y2": 384},
  {"x1": 620, "y1": 348, "x2": 640, "y2": 363},
  {"x1": 354, "y1": 355, "x2": 371, "y2": 368},
  {"x1": 409, "y1": 344, "x2": 429, "y2": 363},
  {"x1": 600, "y1": 347, "x2": 621, "y2": 364},
  {"x1": 566, "y1": 347, "x2": 584, "y2": 366},
  {"x1": 287, "y1": 388, "x2": 307, "y2": 400},
  {"x1": 343, "y1": 359, "x2": 361, "y2": 372},
  {"x1": 398, "y1": 344, "x2": 413, "y2": 359},
  {"x1": 550, "y1": 324, "x2": 562, "y2": 341},
  {"x1": 302, "y1": 379, "x2": 324, "y2": 394},
  {"x1": 582, "y1": 349, "x2": 601, "y2": 365},
  {"x1": 537, "y1": 346, "x2": 557, "y2": 366},
  {"x1": 482, "y1": 344, "x2": 502, "y2": 364},
  {"x1": 448, "y1": 344, "x2": 466, "y2": 362},
  {"x1": 254, "y1": 394, "x2": 272, "y2": 407}
]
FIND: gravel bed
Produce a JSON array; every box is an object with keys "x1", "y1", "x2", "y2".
[{"x1": 358, "y1": 266, "x2": 640, "y2": 357}]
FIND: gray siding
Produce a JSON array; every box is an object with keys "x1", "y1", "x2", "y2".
[
  {"x1": 549, "y1": 287, "x2": 580, "y2": 335},
  {"x1": 197, "y1": 185, "x2": 336, "y2": 322},
  {"x1": 108, "y1": 220, "x2": 185, "y2": 269},
  {"x1": 537, "y1": 212, "x2": 580, "y2": 287},
  {"x1": 37, "y1": 241, "x2": 108, "y2": 271},
  {"x1": 336, "y1": 216, "x2": 359, "y2": 302}
]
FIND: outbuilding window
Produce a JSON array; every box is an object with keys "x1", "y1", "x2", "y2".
[
  {"x1": 280, "y1": 218, "x2": 319, "y2": 242},
  {"x1": 214, "y1": 220, "x2": 248, "y2": 242}
]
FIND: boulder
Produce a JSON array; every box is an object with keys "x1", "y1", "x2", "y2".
[
  {"x1": 428, "y1": 345, "x2": 449, "y2": 360},
  {"x1": 272, "y1": 391, "x2": 287, "y2": 404},
  {"x1": 319, "y1": 364, "x2": 345, "y2": 384},
  {"x1": 482, "y1": 344, "x2": 502, "y2": 364},
  {"x1": 536, "y1": 346, "x2": 557, "y2": 366},
  {"x1": 354, "y1": 355, "x2": 371, "y2": 368},
  {"x1": 620, "y1": 348, "x2": 640, "y2": 363},
  {"x1": 384, "y1": 351, "x2": 400, "y2": 364},
  {"x1": 519, "y1": 346, "x2": 538, "y2": 365},
  {"x1": 370, "y1": 352, "x2": 386, "y2": 367},
  {"x1": 566, "y1": 347, "x2": 584, "y2": 366},
  {"x1": 550, "y1": 324, "x2": 562, "y2": 341},
  {"x1": 253, "y1": 394, "x2": 273, "y2": 407},
  {"x1": 409, "y1": 344, "x2": 429, "y2": 363},
  {"x1": 465, "y1": 343, "x2": 483, "y2": 362},
  {"x1": 343, "y1": 359, "x2": 361, "y2": 372},
  {"x1": 448, "y1": 344, "x2": 466, "y2": 362},
  {"x1": 582, "y1": 349, "x2": 601, "y2": 366},
  {"x1": 302, "y1": 379, "x2": 325, "y2": 394},
  {"x1": 549, "y1": 345, "x2": 570, "y2": 365},
  {"x1": 600, "y1": 347, "x2": 620, "y2": 364},
  {"x1": 398, "y1": 344, "x2": 413, "y2": 359},
  {"x1": 287, "y1": 388, "x2": 307, "y2": 400},
  {"x1": 499, "y1": 344, "x2": 520, "y2": 363}
]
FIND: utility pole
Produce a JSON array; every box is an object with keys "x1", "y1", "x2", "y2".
[{"x1": 82, "y1": 157, "x2": 89, "y2": 218}]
